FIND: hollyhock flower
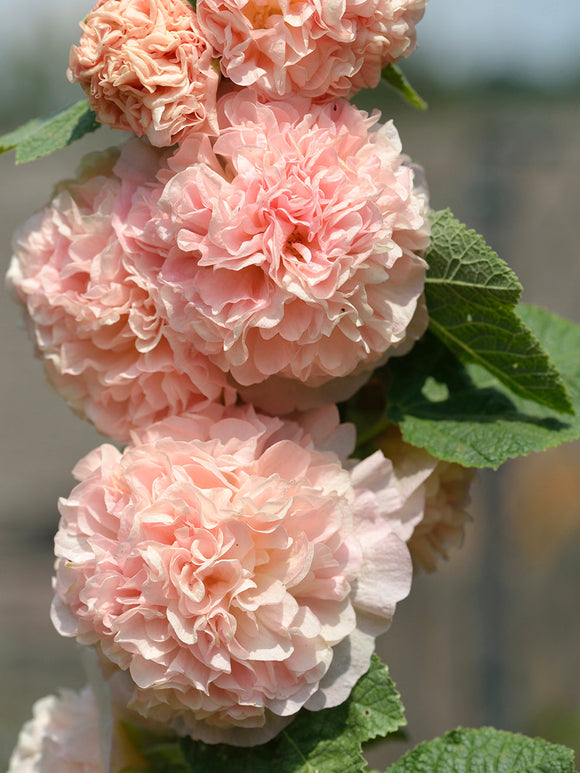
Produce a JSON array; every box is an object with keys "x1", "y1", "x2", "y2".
[
  {"x1": 6, "y1": 140, "x2": 233, "y2": 442},
  {"x1": 197, "y1": 0, "x2": 427, "y2": 100},
  {"x1": 68, "y1": 0, "x2": 219, "y2": 146},
  {"x1": 7, "y1": 686, "x2": 104, "y2": 773},
  {"x1": 51, "y1": 404, "x2": 414, "y2": 745},
  {"x1": 380, "y1": 426, "x2": 475, "y2": 572},
  {"x1": 150, "y1": 90, "x2": 429, "y2": 406}
]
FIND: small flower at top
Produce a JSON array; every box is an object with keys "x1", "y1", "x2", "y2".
[
  {"x1": 197, "y1": 0, "x2": 428, "y2": 100},
  {"x1": 68, "y1": 0, "x2": 220, "y2": 146}
]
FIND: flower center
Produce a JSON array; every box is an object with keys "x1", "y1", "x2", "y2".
[
  {"x1": 284, "y1": 229, "x2": 307, "y2": 261},
  {"x1": 243, "y1": 0, "x2": 282, "y2": 29}
]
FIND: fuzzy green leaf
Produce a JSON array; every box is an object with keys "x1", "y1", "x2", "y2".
[
  {"x1": 0, "y1": 100, "x2": 99, "y2": 163},
  {"x1": 182, "y1": 654, "x2": 404, "y2": 773},
  {"x1": 119, "y1": 725, "x2": 191, "y2": 773},
  {"x1": 380, "y1": 305, "x2": 580, "y2": 468},
  {"x1": 425, "y1": 210, "x2": 573, "y2": 416},
  {"x1": 381, "y1": 64, "x2": 428, "y2": 110},
  {"x1": 125, "y1": 656, "x2": 404, "y2": 773},
  {"x1": 385, "y1": 726, "x2": 575, "y2": 773}
]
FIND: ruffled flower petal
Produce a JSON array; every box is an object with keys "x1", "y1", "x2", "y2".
[{"x1": 380, "y1": 425, "x2": 476, "y2": 572}]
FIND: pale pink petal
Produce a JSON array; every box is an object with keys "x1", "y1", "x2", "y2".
[{"x1": 7, "y1": 686, "x2": 104, "y2": 773}]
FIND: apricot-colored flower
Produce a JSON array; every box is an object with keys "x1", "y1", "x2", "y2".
[
  {"x1": 7, "y1": 686, "x2": 103, "y2": 773},
  {"x1": 150, "y1": 90, "x2": 429, "y2": 401},
  {"x1": 380, "y1": 426, "x2": 475, "y2": 572},
  {"x1": 51, "y1": 404, "x2": 413, "y2": 745},
  {"x1": 68, "y1": 0, "x2": 219, "y2": 146},
  {"x1": 6, "y1": 141, "x2": 233, "y2": 442},
  {"x1": 197, "y1": 0, "x2": 427, "y2": 99}
]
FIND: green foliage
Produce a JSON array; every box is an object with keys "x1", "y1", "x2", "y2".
[
  {"x1": 380, "y1": 305, "x2": 580, "y2": 468},
  {"x1": 385, "y1": 727, "x2": 576, "y2": 773},
  {"x1": 119, "y1": 725, "x2": 191, "y2": 773},
  {"x1": 381, "y1": 64, "x2": 428, "y2": 110},
  {"x1": 122, "y1": 655, "x2": 405, "y2": 773},
  {"x1": 424, "y1": 210, "x2": 573, "y2": 416},
  {"x1": 0, "y1": 100, "x2": 99, "y2": 163},
  {"x1": 346, "y1": 208, "x2": 579, "y2": 467}
]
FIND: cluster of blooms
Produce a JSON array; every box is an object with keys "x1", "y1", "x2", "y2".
[
  {"x1": 68, "y1": 0, "x2": 427, "y2": 144},
  {"x1": 8, "y1": 91, "x2": 429, "y2": 438},
  {"x1": 7, "y1": 0, "x2": 476, "y2": 762}
]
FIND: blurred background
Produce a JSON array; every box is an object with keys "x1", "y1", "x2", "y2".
[{"x1": 0, "y1": 0, "x2": 579, "y2": 769}]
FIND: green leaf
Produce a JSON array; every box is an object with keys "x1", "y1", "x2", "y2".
[
  {"x1": 120, "y1": 725, "x2": 191, "y2": 773},
  {"x1": 0, "y1": 100, "x2": 100, "y2": 163},
  {"x1": 385, "y1": 727, "x2": 575, "y2": 773},
  {"x1": 380, "y1": 305, "x2": 580, "y2": 468},
  {"x1": 126, "y1": 655, "x2": 404, "y2": 773},
  {"x1": 380, "y1": 64, "x2": 428, "y2": 110},
  {"x1": 182, "y1": 654, "x2": 404, "y2": 773},
  {"x1": 425, "y1": 210, "x2": 573, "y2": 416}
]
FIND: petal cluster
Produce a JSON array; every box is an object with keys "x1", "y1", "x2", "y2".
[
  {"x1": 197, "y1": 0, "x2": 428, "y2": 99},
  {"x1": 68, "y1": 0, "x2": 219, "y2": 146},
  {"x1": 51, "y1": 404, "x2": 412, "y2": 744},
  {"x1": 150, "y1": 90, "x2": 430, "y2": 400},
  {"x1": 10, "y1": 0, "x2": 442, "y2": 755},
  {"x1": 7, "y1": 141, "x2": 233, "y2": 442},
  {"x1": 8, "y1": 686, "x2": 103, "y2": 773}
]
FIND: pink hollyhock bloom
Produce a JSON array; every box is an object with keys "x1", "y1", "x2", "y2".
[
  {"x1": 51, "y1": 404, "x2": 414, "y2": 745},
  {"x1": 150, "y1": 91, "x2": 429, "y2": 403},
  {"x1": 380, "y1": 426, "x2": 475, "y2": 572},
  {"x1": 68, "y1": 0, "x2": 219, "y2": 146},
  {"x1": 6, "y1": 141, "x2": 233, "y2": 442},
  {"x1": 7, "y1": 686, "x2": 104, "y2": 773},
  {"x1": 197, "y1": 0, "x2": 427, "y2": 100}
]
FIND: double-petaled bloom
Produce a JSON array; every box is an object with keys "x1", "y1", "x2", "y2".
[
  {"x1": 197, "y1": 0, "x2": 428, "y2": 100},
  {"x1": 51, "y1": 405, "x2": 418, "y2": 745},
  {"x1": 6, "y1": 141, "x2": 235, "y2": 441},
  {"x1": 68, "y1": 0, "x2": 220, "y2": 146},
  {"x1": 150, "y1": 89, "x2": 430, "y2": 411}
]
